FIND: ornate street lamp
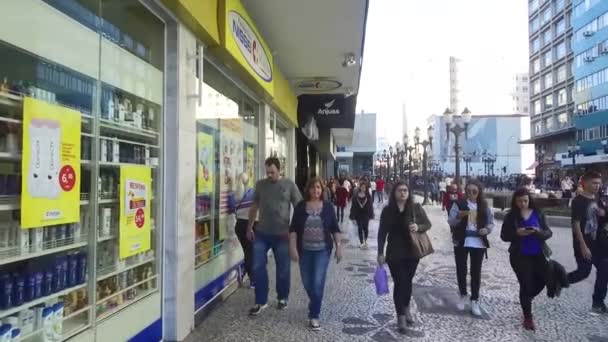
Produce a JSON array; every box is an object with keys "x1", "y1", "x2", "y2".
[
  {"x1": 444, "y1": 107, "x2": 472, "y2": 185},
  {"x1": 415, "y1": 126, "x2": 434, "y2": 205}
]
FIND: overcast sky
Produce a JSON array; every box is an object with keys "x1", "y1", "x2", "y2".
[{"x1": 356, "y1": 0, "x2": 529, "y2": 144}]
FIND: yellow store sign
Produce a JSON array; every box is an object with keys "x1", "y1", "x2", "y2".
[
  {"x1": 119, "y1": 165, "x2": 152, "y2": 259},
  {"x1": 21, "y1": 98, "x2": 81, "y2": 228},
  {"x1": 219, "y1": 0, "x2": 274, "y2": 96}
]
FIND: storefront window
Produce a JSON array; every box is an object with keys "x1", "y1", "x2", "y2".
[
  {"x1": 0, "y1": 0, "x2": 163, "y2": 339},
  {"x1": 266, "y1": 111, "x2": 289, "y2": 177},
  {"x1": 195, "y1": 59, "x2": 259, "y2": 269}
]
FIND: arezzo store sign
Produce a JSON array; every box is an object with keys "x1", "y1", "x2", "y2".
[{"x1": 229, "y1": 11, "x2": 272, "y2": 82}]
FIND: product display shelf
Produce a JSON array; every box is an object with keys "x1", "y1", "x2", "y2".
[
  {"x1": 97, "y1": 234, "x2": 116, "y2": 242},
  {"x1": 99, "y1": 160, "x2": 158, "y2": 169},
  {"x1": 0, "y1": 197, "x2": 91, "y2": 211},
  {"x1": 0, "y1": 283, "x2": 87, "y2": 320},
  {"x1": 20, "y1": 305, "x2": 91, "y2": 341},
  {"x1": 0, "y1": 116, "x2": 21, "y2": 125},
  {"x1": 0, "y1": 92, "x2": 94, "y2": 121},
  {"x1": 98, "y1": 198, "x2": 118, "y2": 204},
  {"x1": 195, "y1": 214, "x2": 211, "y2": 221},
  {"x1": 95, "y1": 286, "x2": 156, "y2": 322},
  {"x1": 99, "y1": 118, "x2": 158, "y2": 140},
  {"x1": 0, "y1": 239, "x2": 87, "y2": 267},
  {"x1": 99, "y1": 135, "x2": 160, "y2": 150},
  {"x1": 195, "y1": 235, "x2": 210, "y2": 244},
  {"x1": 96, "y1": 275, "x2": 158, "y2": 306},
  {"x1": 96, "y1": 256, "x2": 155, "y2": 282}
]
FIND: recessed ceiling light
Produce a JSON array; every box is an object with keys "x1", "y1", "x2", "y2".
[{"x1": 342, "y1": 53, "x2": 357, "y2": 67}]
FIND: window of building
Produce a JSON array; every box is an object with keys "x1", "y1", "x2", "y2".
[
  {"x1": 524, "y1": 106, "x2": 530, "y2": 112},
  {"x1": 544, "y1": 116, "x2": 554, "y2": 131},
  {"x1": 556, "y1": 18, "x2": 566, "y2": 35},
  {"x1": 544, "y1": 73, "x2": 553, "y2": 89},
  {"x1": 530, "y1": 17, "x2": 540, "y2": 33},
  {"x1": 545, "y1": 94, "x2": 554, "y2": 109},
  {"x1": 533, "y1": 79, "x2": 541, "y2": 94},
  {"x1": 542, "y1": 29, "x2": 552, "y2": 45},
  {"x1": 544, "y1": 50, "x2": 553, "y2": 67},
  {"x1": 557, "y1": 64, "x2": 567, "y2": 82},
  {"x1": 532, "y1": 38, "x2": 541, "y2": 53},
  {"x1": 535, "y1": 121, "x2": 543, "y2": 135},
  {"x1": 554, "y1": 0, "x2": 565, "y2": 12},
  {"x1": 532, "y1": 58, "x2": 541, "y2": 74},
  {"x1": 556, "y1": 42, "x2": 566, "y2": 59},
  {"x1": 557, "y1": 112, "x2": 568, "y2": 127},
  {"x1": 534, "y1": 99, "x2": 542, "y2": 114},
  {"x1": 541, "y1": 8, "x2": 552, "y2": 25},
  {"x1": 574, "y1": 0, "x2": 601, "y2": 18},
  {"x1": 530, "y1": 0, "x2": 540, "y2": 13},
  {"x1": 557, "y1": 88, "x2": 567, "y2": 106}
]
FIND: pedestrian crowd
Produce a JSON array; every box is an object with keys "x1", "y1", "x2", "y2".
[{"x1": 229, "y1": 157, "x2": 608, "y2": 334}]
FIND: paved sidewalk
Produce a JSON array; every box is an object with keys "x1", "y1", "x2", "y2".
[{"x1": 186, "y1": 201, "x2": 608, "y2": 342}]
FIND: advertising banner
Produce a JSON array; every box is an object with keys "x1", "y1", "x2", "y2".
[
  {"x1": 197, "y1": 132, "x2": 214, "y2": 194},
  {"x1": 219, "y1": 119, "x2": 243, "y2": 241},
  {"x1": 119, "y1": 165, "x2": 151, "y2": 259},
  {"x1": 245, "y1": 145, "x2": 255, "y2": 188},
  {"x1": 21, "y1": 97, "x2": 81, "y2": 228}
]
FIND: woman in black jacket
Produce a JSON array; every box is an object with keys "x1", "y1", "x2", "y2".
[
  {"x1": 501, "y1": 188, "x2": 552, "y2": 331},
  {"x1": 377, "y1": 181, "x2": 431, "y2": 334},
  {"x1": 350, "y1": 181, "x2": 374, "y2": 249}
]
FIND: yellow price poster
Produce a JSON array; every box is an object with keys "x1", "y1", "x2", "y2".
[
  {"x1": 197, "y1": 132, "x2": 214, "y2": 194},
  {"x1": 119, "y1": 165, "x2": 151, "y2": 259},
  {"x1": 21, "y1": 97, "x2": 81, "y2": 228}
]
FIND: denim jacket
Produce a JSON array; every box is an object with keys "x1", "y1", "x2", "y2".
[{"x1": 289, "y1": 200, "x2": 341, "y2": 255}]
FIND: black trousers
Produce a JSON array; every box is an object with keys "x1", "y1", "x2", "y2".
[
  {"x1": 509, "y1": 253, "x2": 548, "y2": 318},
  {"x1": 454, "y1": 247, "x2": 485, "y2": 300},
  {"x1": 387, "y1": 259, "x2": 419, "y2": 316},
  {"x1": 235, "y1": 219, "x2": 256, "y2": 281},
  {"x1": 337, "y1": 206, "x2": 345, "y2": 222},
  {"x1": 568, "y1": 251, "x2": 608, "y2": 305},
  {"x1": 356, "y1": 218, "x2": 369, "y2": 244}
]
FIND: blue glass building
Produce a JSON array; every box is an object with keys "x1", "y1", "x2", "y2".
[{"x1": 572, "y1": 0, "x2": 608, "y2": 165}]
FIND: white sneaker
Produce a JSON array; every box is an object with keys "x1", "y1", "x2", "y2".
[
  {"x1": 456, "y1": 295, "x2": 467, "y2": 311},
  {"x1": 471, "y1": 300, "x2": 482, "y2": 317},
  {"x1": 363, "y1": 242, "x2": 368, "y2": 250}
]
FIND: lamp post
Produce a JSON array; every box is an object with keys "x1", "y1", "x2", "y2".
[
  {"x1": 463, "y1": 153, "x2": 473, "y2": 179},
  {"x1": 482, "y1": 151, "x2": 497, "y2": 177},
  {"x1": 382, "y1": 149, "x2": 390, "y2": 180},
  {"x1": 535, "y1": 147, "x2": 546, "y2": 186},
  {"x1": 415, "y1": 126, "x2": 434, "y2": 205},
  {"x1": 444, "y1": 107, "x2": 472, "y2": 186},
  {"x1": 399, "y1": 136, "x2": 407, "y2": 179},
  {"x1": 567, "y1": 144, "x2": 580, "y2": 168},
  {"x1": 394, "y1": 142, "x2": 402, "y2": 181},
  {"x1": 406, "y1": 144, "x2": 416, "y2": 189}
]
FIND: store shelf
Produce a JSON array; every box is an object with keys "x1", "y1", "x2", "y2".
[
  {"x1": 0, "y1": 197, "x2": 91, "y2": 211},
  {"x1": 0, "y1": 283, "x2": 87, "y2": 320},
  {"x1": 97, "y1": 235, "x2": 116, "y2": 242},
  {"x1": 99, "y1": 198, "x2": 118, "y2": 204},
  {"x1": 0, "y1": 239, "x2": 88, "y2": 266},
  {"x1": 96, "y1": 287, "x2": 157, "y2": 322},
  {"x1": 0, "y1": 92, "x2": 22, "y2": 107},
  {"x1": 0, "y1": 116, "x2": 21, "y2": 124},
  {"x1": 195, "y1": 215, "x2": 211, "y2": 221},
  {"x1": 99, "y1": 118, "x2": 158, "y2": 140},
  {"x1": 0, "y1": 152, "x2": 21, "y2": 161},
  {"x1": 97, "y1": 256, "x2": 155, "y2": 282},
  {"x1": 195, "y1": 235, "x2": 210, "y2": 244},
  {"x1": 99, "y1": 160, "x2": 157, "y2": 169}
]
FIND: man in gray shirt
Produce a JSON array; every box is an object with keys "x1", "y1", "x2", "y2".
[{"x1": 247, "y1": 157, "x2": 302, "y2": 315}]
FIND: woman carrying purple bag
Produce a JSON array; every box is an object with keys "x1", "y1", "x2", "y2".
[{"x1": 377, "y1": 181, "x2": 431, "y2": 334}]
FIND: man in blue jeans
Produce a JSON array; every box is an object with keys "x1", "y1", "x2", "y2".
[{"x1": 247, "y1": 157, "x2": 302, "y2": 316}]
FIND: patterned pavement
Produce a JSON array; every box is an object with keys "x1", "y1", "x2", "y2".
[{"x1": 186, "y1": 200, "x2": 608, "y2": 342}]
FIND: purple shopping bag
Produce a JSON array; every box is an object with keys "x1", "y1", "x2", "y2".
[{"x1": 374, "y1": 265, "x2": 389, "y2": 296}]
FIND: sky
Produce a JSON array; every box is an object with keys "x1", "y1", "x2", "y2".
[{"x1": 356, "y1": 0, "x2": 529, "y2": 145}]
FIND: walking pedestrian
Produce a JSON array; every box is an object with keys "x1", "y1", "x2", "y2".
[
  {"x1": 501, "y1": 188, "x2": 553, "y2": 330},
  {"x1": 448, "y1": 179, "x2": 494, "y2": 316},
  {"x1": 232, "y1": 172, "x2": 257, "y2": 288},
  {"x1": 443, "y1": 182, "x2": 463, "y2": 213},
  {"x1": 376, "y1": 177, "x2": 385, "y2": 203},
  {"x1": 370, "y1": 178, "x2": 377, "y2": 202},
  {"x1": 377, "y1": 181, "x2": 432, "y2": 334},
  {"x1": 335, "y1": 180, "x2": 349, "y2": 224},
  {"x1": 247, "y1": 157, "x2": 303, "y2": 316},
  {"x1": 289, "y1": 177, "x2": 342, "y2": 331},
  {"x1": 349, "y1": 182, "x2": 374, "y2": 249},
  {"x1": 561, "y1": 176, "x2": 574, "y2": 199},
  {"x1": 567, "y1": 170, "x2": 608, "y2": 314}
]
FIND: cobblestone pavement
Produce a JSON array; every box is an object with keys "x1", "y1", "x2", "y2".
[{"x1": 186, "y1": 201, "x2": 608, "y2": 342}]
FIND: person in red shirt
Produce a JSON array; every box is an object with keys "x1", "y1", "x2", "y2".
[
  {"x1": 376, "y1": 177, "x2": 385, "y2": 203},
  {"x1": 443, "y1": 182, "x2": 463, "y2": 213},
  {"x1": 335, "y1": 180, "x2": 350, "y2": 223}
]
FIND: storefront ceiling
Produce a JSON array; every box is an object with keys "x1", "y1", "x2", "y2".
[{"x1": 242, "y1": 0, "x2": 368, "y2": 96}]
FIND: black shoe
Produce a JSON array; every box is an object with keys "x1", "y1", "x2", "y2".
[
  {"x1": 592, "y1": 302, "x2": 608, "y2": 315},
  {"x1": 277, "y1": 299, "x2": 288, "y2": 310},
  {"x1": 248, "y1": 304, "x2": 268, "y2": 316}
]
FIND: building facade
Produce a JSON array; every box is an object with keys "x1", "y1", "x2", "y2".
[
  {"x1": 429, "y1": 114, "x2": 535, "y2": 177},
  {"x1": 526, "y1": 0, "x2": 576, "y2": 178},
  {"x1": 336, "y1": 112, "x2": 377, "y2": 177},
  {"x1": 512, "y1": 73, "x2": 531, "y2": 114},
  {"x1": 567, "y1": 0, "x2": 608, "y2": 169}
]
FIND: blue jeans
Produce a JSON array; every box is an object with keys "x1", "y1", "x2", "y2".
[
  {"x1": 299, "y1": 249, "x2": 331, "y2": 319},
  {"x1": 252, "y1": 231, "x2": 291, "y2": 305}
]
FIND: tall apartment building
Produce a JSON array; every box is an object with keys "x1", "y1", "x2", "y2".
[
  {"x1": 566, "y1": 0, "x2": 608, "y2": 169},
  {"x1": 449, "y1": 56, "x2": 461, "y2": 113},
  {"x1": 512, "y1": 73, "x2": 531, "y2": 114},
  {"x1": 525, "y1": 0, "x2": 576, "y2": 178}
]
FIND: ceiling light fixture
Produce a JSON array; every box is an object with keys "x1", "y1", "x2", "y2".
[
  {"x1": 344, "y1": 87, "x2": 355, "y2": 98},
  {"x1": 342, "y1": 53, "x2": 357, "y2": 67}
]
